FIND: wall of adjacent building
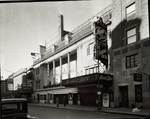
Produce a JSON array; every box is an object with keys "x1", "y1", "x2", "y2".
[{"x1": 112, "y1": 0, "x2": 149, "y2": 108}]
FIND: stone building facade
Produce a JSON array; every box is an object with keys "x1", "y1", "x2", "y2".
[{"x1": 112, "y1": 0, "x2": 149, "y2": 108}]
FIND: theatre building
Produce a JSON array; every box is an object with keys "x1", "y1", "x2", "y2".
[
  {"x1": 32, "y1": 6, "x2": 114, "y2": 107},
  {"x1": 32, "y1": 0, "x2": 150, "y2": 109}
]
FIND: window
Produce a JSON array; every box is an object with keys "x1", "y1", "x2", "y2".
[
  {"x1": 103, "y1": 12, "x2": 112, "y2": 24},
  {"x1": 87, "y1": 42, "x2": 94, "y2": 55},
  {"x1": 36, "y1": 81, "x2": 40, "y2": 89},
  {"x1": 94, "y1": 67, "x2": 97, "y2": 73},
  {"x1": 89, "y1": 68, "x2": 94, "y2": 74},
  {"x1": 135, "y1": 85, "x2": 142, "y2": 102},
  {"x1": 2, "y1": 102, "x2": 27, "y2": 115},
  {"x1": 85, "y1": 69, "x2": 89, "y2": 75},
  {"x1": 126, "y1": 27, "x2": 136, "y2": 44},
  {"x1": 36, "y1": 68, "x2": 39, "y2": 74},
  {"x1": 126, "y1": 54, "x2": 138, "y2": 68},
  {"x1": 126, "y1": 3, "x2": 135, "y2": 21},
  {"x1": 44, "y1": 95, "x2": 46, "y2": 100},
  {"x1": 85, "y1": 66, "x2": 98, "y2": 75},
  {"x1": 62, "y1": 57, "x2": 68, "y2": 80},
  {"x1": 55, "y1": 66, "x2": 60, "y2": 84},
  {"x1": 70, "y1": 60, "x2": 77, "y2": 78}
]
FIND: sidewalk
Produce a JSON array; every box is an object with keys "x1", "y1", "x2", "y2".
[{"x1": 28, "y1": 103, "x2": 150, "y2": 117}]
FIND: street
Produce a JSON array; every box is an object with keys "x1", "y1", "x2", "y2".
[{"x1": 28, "y1": 105, "x2": 146, "y2": 119}]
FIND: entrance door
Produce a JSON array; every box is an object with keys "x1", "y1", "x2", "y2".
[
  {"x1": 73, "y1": 94, "x2": 78, "y2": 105},
  {"x1": 119, "y1": 86, "x2": 128, "y2": 107},
  {"x1": 37, "y1": 94, "x2": 40, "y2": 102},
  {"x1": 80, "y1": 93, "x2": 96, "y2": 106}
]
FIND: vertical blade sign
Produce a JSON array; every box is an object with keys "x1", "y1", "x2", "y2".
[{"x1": 93, "y1": 17, "x2": 108, "y2": 67}]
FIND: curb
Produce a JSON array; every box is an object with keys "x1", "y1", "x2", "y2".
[
  {"x1": 102, "y1": 110, "x2": 149, "y2": 117},
  {"x1": 28, "y1": 103, "x2": 149, "y2": 117}
]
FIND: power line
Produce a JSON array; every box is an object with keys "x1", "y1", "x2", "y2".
[{"x1": 2, "y1": 69, "x2": 14, "y2": 73}]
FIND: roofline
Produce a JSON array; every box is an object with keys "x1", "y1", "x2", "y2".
[{"x1": 33, "y1": 4, "x2": 112, "y2": 67}]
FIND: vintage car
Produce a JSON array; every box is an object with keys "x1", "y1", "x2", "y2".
[{"x1": 1, "y1": 98, "x2": 39, "y2": 119}]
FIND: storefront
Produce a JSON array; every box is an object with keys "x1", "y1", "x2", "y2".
[{"x1": 62, "y1": 73, "x2": 113, "y2": 107}]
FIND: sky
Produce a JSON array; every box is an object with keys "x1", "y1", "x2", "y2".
[{"x1": 0, "y1": 0, "x2": 112, "y2": 80}]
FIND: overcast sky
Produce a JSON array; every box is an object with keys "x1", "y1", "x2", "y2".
[{"x1": 0, "y1": 0, "x2": 112, "y2": 80}]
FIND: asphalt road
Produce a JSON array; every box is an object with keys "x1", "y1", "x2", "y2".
[{"x1": 28, "y1": 105, "x2": 146, "y2": 119}]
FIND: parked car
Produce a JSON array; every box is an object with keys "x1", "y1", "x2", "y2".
[{"x1": 1, "y1": 98, "x2": 39, "y2": 119}]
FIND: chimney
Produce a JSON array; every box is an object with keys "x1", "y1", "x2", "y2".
[
  {"x1": 40, "y1": 45, "x2": 46, "y2": 58},
  {"x1": 40, "y1": 45, "x2": 46, "y2": 54},
  {"x1": 58, "y1": 14, "x2": 64, "y2": 41}
]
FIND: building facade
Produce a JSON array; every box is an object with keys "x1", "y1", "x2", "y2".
[
  {"x1": 12, "y1": 68, "x2": 26, "y2": 90},
  {"x1": 4, "y1": 68, "x2": 33, "y2": 101},
  {"x1": 7, "y1": 75, "x2": 14, "y2": 91},
  {"x1": 112, "y1": 0, "x2": 149, "y2": 108},
  {"x1": 32, "y1": 7, "x2": 113, "y2": 107},
  {"x1": 30, "y1": 0, "x2": 149, "y2": 108},
  {"x1": 1, "y1": 80, "x2": 7, "y2": 99}
]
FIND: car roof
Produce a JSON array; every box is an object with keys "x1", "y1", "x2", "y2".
[{"x1": 2, "y1": 98, "x2": 27, "y2": 103}]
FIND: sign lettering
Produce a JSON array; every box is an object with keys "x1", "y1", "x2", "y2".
[
  {"x1": 62, "y1": 73, "x2": 113, "y2": 86},
  {"x1": 99, "y1": 75, "x2": 113, "y2": 81}
]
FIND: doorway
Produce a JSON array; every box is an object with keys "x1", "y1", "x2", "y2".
[
  {"x1": 73, "y1": 94, "x2": 78, "y2": 105},
  {"x1": 37, "y1": 94, "x2": 40, "y2": 102},
  {"x1": 80, "y1": 93, "x2": 96, "y2": 106},
  {"x1": 119, "y1": 86, "x2": 128, "y2": 107}
]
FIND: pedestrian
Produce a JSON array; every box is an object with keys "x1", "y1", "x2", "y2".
[
  {"x1": 56, "y1": 97, "x2": 59, "y2": 107},
  {"x1": 63, "y1": 96, "x2": 66, "y2": 107}
]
